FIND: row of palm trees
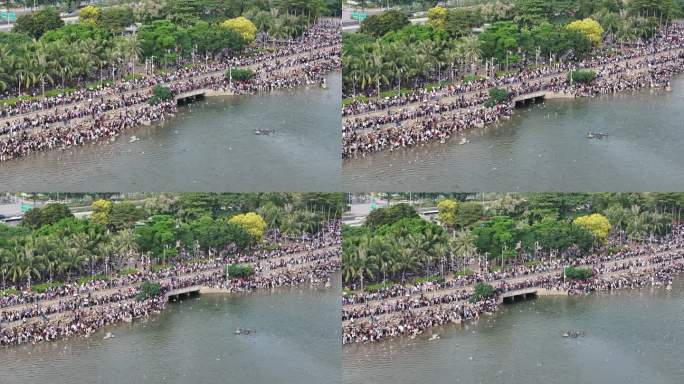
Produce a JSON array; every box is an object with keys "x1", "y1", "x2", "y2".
[
  {"x1": 604, "y1": 205, "x2": 673, "y2": 244},
  {"x1": 257, "y1": 203, "x2": 335, "y2": 239},
  {"x1": 342, "y1": 228, "x2": 478, "y2": 290},
  {"x1": 342, "y1": 35, "x2": 481, "y2": 96},
  {"x1": 0, "y1": 35, "x2": 141, "y2": 94},
  {"x1": 0, "y1": 229, "x2": 137, "y2": 290},
  {"x1": 343, "y1": 204, "x2": 677, "y2": 290}
]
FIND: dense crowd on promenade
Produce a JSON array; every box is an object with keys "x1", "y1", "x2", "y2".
[
  {"x1": 342, "y1": 26, "x2": 684, "y2": 157},
  {"x1": 0, "y1": 22, "x2": 341, "y2": 161},
  {"x1": 0, "y1": 22, "x2": 340, "y2": 120},
  {"x1": 342, "y1": 226, "x2": 684, "y2": 343},
  {"x1": 0, "y1": 222, "x2": 341, "y2": 346}
]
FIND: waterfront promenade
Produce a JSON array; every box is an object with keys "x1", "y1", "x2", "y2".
[
  {"x1": 342, "y1": 231, "x2": 684, "y2": 343},
  {"x1": 0, "y1": 229, "x2": 341, "y2": 346},
  {"x1": 0, "y1": 21, "x2": 341, "y2": 161},
  {"x1": 342, "y1": 27, "x2": 684, "y2": 156}
]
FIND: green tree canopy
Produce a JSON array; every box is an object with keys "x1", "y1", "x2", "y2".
[
  {"x1": 366, "y1": 203, "x2": 419, "y2": 229},
  {"x1": 22, "y1": 203, "x2": 74, "y2": 229},
  {"x1": 359, "y1": 10, "x2": 410, "y2": 38},
  {"x1": 14, "y1": 8, "x2": 65, "y2": 39}
]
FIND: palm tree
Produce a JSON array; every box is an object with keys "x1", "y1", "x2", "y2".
[
  {"x1": 459, "y1": 35, "x2": 482, "y2": 73},
  {"x1": 116, "y1": 34, "x2": 142, "y2": 75},
  {"x1": 352, "y1": 236, "x2": 376, "y2": 291},
  {"x1": 0, "y1": 45, "x2": 10, "y2": 92},
  {"x1": 411, "y1": 45, "x2": 433, "y2": 87},
  {"x1": 366, "y1": 42, "x2": 390, "y2": 97},
  {"x1": 74, "y1": 41, "x2": 98, "y2": 85},
  {"x1": 63, "y1": 245, "x2": 86, "y2": 282},
  {"x1": 34, "y1": 43, "x2": 56, "y2": 96},
  {"x1": 97, "y1": 241, "x2": 114, "y2": 276},
  {"x1": 604, "y1": 205, "x2": 628, "y2": 244},
  {"x1": 6, "y1": 244, "x2": 25, "y2": 285},
  {"x1": 16, "y1": 236, "x2": 43, "y2": 289},
  {"x1": 453, "y1": 229, "x2": 477, "y2": 272},
  {"x1": 383, "y1": 41, "x2": 408, "y2": 92},
  {"x1": 342, "y1": 240, "x2": 356, "y2": 284},
  {"x1": 70, "y1": 232, "x2": 93, "y2": 277},
  {"x1": 111, "y1": 229, "x2": 138, "y2": 269},
  {"x1": 627, "y1": 205, "x2": 646, "y2": 243},
  {"x1": 36, "y1": 236, "x2": 59, "y2": 283},
  {"x1": 369, "y1": 236, "x2": 394, "y2": 284},
  {"x1": 392, "y1": 237, "x2": 420, "y2": 283},
  {"x1": 0, "y1": 248, "x2": 13, "y2": 289},
  {"x1": 14, "y1": 45, "x2": 37, "y2": 94},
  {"x1": 49, "y1": 40, "x2": 75, "y2": 88},
  {"x1": 433, "y1": 242, "x2": 450, "y2": 277},
  {"x1": 419, "y1": 227, "x2": 444, "y2": 275},
  {"x1": 445, "y1": 45, "x2": 463, "y2": 83}
]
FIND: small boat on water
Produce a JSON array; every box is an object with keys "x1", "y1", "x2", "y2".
[
  {"x1": 562, "y1": 330, "x2": 583, "y2": 338},
  {"x1": 129, "y1": 135, "x2": 140, "y2": 143},
  {"x1": 103, "y1": 332, "x2": 115, "y2": 340},
  {"x1": 234, "y1": 328, "x2": 256, "y2": 335},
  {"x1": 254, "y1": 129, "x2": 275, "y2": 136},
  {"x1": 459, "y1": 138, "x2": 470, "y2": 145},
  {"x1": 586, "y1": 132, "x2": 609, "y2": 139},
  {"x1": 428, "y1": 334, "x2": 440, "y2": 341}
]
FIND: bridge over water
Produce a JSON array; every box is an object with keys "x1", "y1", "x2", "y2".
[
  {"x1": 165, "y1": 286, "x2": 202, "y2": 300},
  {"x1": 174, "y1": 89, "x2": 208, "y2": 103},
  {"x1": 512, "y1": 91, "x2": 547, "y2": 107},
  {"x1": 498, "y1": 288, "x2": 539, "y2": 304}
]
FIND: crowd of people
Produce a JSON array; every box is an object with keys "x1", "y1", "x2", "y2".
[
  {"x1": 0, "y1": 221, "x2": 341, "y2": 347},
  {"x1": 342, "y1": 26, "x2": 684, "y2": 157},
  {"x1": 0, "y1": 22, "x2": 341, "y2": 161},
  {"x1": 342, "y1": 226, "x2": 684, "y2": 344}
]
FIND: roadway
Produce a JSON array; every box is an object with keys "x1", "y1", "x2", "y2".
[{"x1": 0, "y1": 15, "x2": 78, "y2": 32}]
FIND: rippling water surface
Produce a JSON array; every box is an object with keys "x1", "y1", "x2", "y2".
[
  {"x1": 0, "y1": 73, "x2": 341, "y2": 191},
  {"x1": 343, "y1": 277, "x2": 684, "y2": 384},
  {"x1": 0, "y1": 273, "x2": 341, "y2": 384},
  {"x1": 343, "y1": 74, "x2": 684, "y2": 191}
]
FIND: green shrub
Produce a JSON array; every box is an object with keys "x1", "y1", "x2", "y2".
[
  {"x1": 564, "y1": 266, "x2": 593, "y2": 280},
  {"x1": 342, "y1": 95, "x2": 369, "y2": 106},
  {"x1": 226, "y1": 68, "x2": 253, "y2": 81},
  {"x1": 136, "y1": 281, "x2": 162, "y2": 301},
  {"x1": 364, "y1": 281, "x2": 395, "y2": 292},
  {"x1": 464, "y1": 74, "x2": 484, "y2": 83},
  {"x1": 32, "y1": 281, "x2": 64, "y2": 293},
  {"x1": 487, "y1": 87, "x2": 509, "y2": 106},
  {"x1": 0, "y1": 95, "x2": 33, "y2": 107},
  {"x1": 470, "y1": 282, "x2": 495, "y2": 302},
  {"x1": 0, "y1": 288, "x2": 19, "y2": 296},
  {"x1": 225, "y1": 264, "x2": 254, "y2": 279},
  {"x1": 123, "y1": 73, "x2": 144, "y2": 82},
  {"x1": 568, "y1": 69, "x2": 595, "y2": 84},
  {"x1": 44, "y1": 88, "x2": 74, "y2": 97},
  {"x1": 117, "y1": 267, "x2": 140, "y2": 277},
  {"x1": 455, "y1": 269, "x2": 475, "y2": 277},
  {"x1": 77, "y1": 274, "x2": 109, "y2": 284},
  {"x1": 149, "y1": 85, "x2": 173, "y2": 105},
  {"x1": 413, "y1": 275, "x2": 445, "y2": 284}
]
